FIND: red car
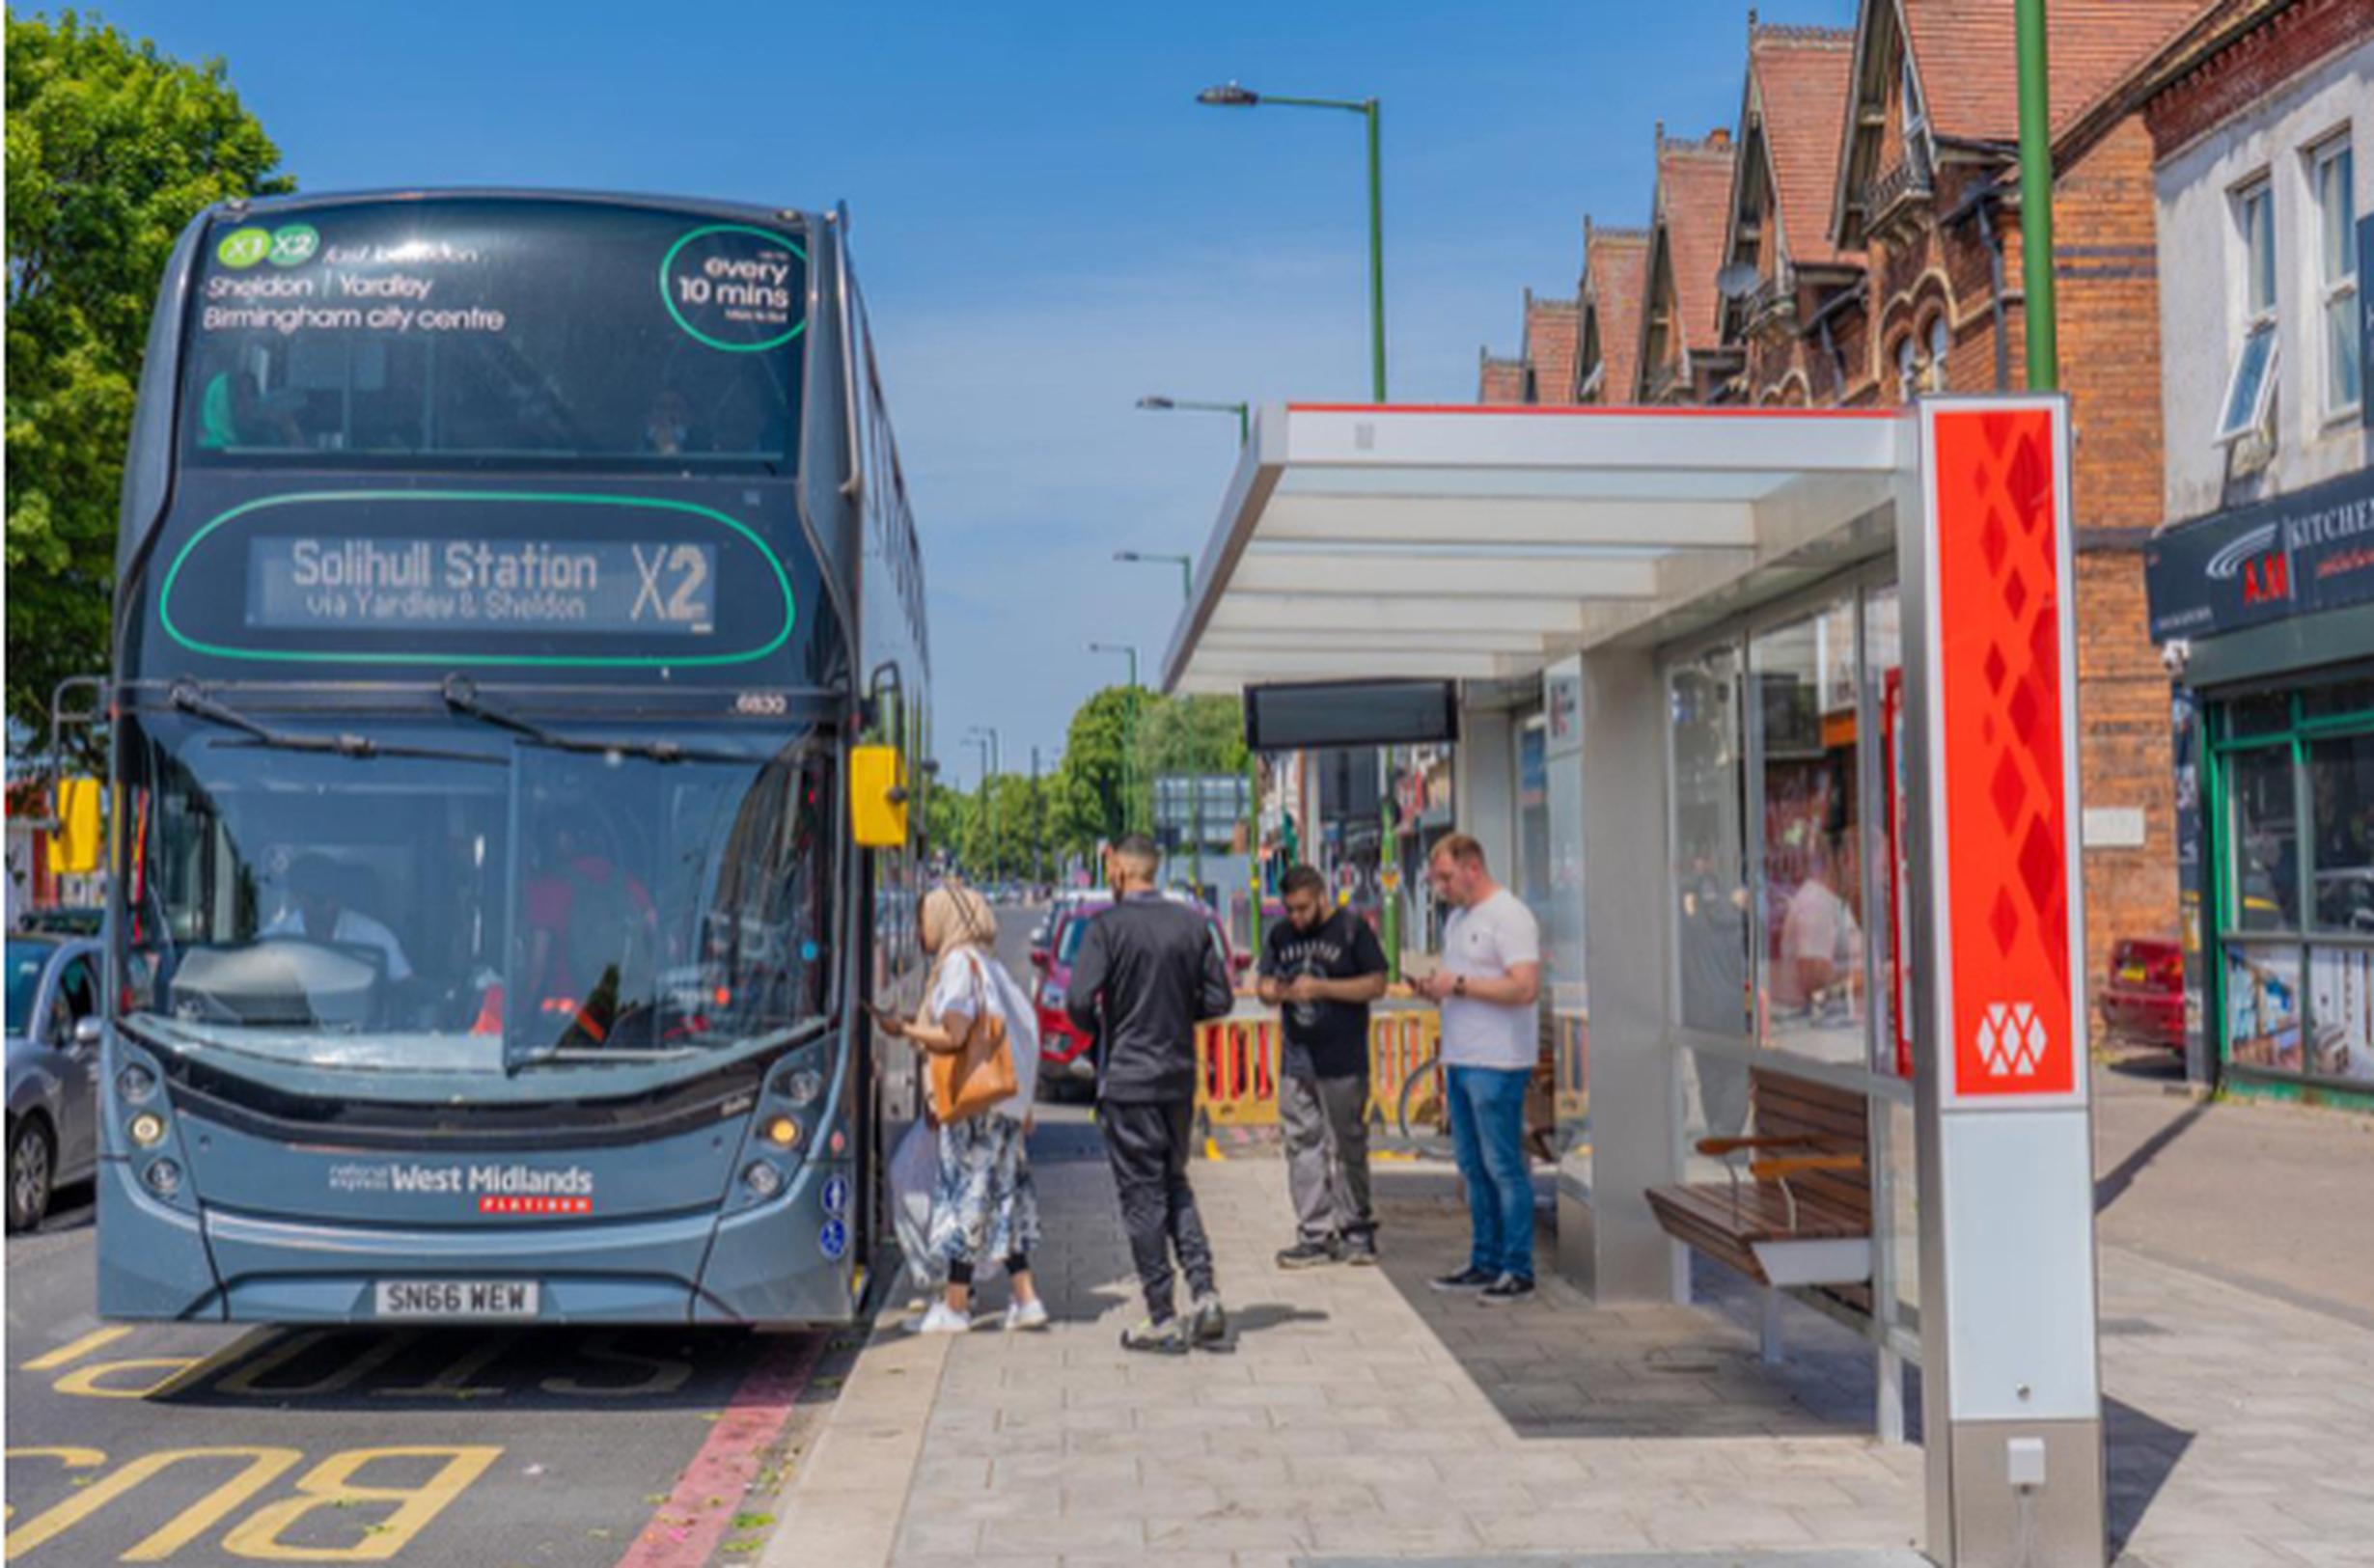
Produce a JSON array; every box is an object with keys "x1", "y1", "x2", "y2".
[
  {"x1": 2100, "y1": 937, "x2": 2183, "y2": 1053},
  {"x1": 1030, "y1": 896, "x2": 1246, "y2": 1101}
]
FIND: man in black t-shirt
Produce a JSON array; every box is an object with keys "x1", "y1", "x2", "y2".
[{"x1": 1257, "y1": 864, "x2": 1390, "y2": 1267}]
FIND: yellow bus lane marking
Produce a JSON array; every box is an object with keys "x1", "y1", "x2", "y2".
[
  {"x1": 372, "y1": 1334, "x2": 517, "y2": 1400},
  {"x1": 54, "y1": 1357, "x2": 220, "y2": 1400},
  {"x1": 216, "y1": 1329, "x2": 420, "y2": 1398},
  {"x1": 5, "y1": 1446, "x2": 301, "y2": 1560},
  {"x1": 2, "y1": 1447, "x2": 105, "y2": 1525},
  {"x1": 538, "y1": 1332, "x2": 692, "y2": 1397},
  {"x1": 2, "y1": 1444, "x2": 500, "y2": 1561},
  {"x1": 20, "y1": 1325, "x2": 132, "y2": 1370},
  {"x1": 219, "y1": 1445, "x2": 501, "y2": 1561}
]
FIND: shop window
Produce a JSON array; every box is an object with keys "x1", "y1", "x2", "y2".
[
  {"x1": 2308, "y1": 730, "x2": 2374, "y2": 931},
  {"x1": 2228, "y1": 743, "x2": 2301, "y2": 932},
  {"x1": 1924, "y1": 316, "x2": 1951, "y2": 394},
  {"x1": 2228, "y1": 689, "x2": 2293, "y2": 735},
  {"x1": 1893, "y1": 335, "x2": 1919, "y2": 404},
  {"x1": 2307, "y1": 949, "x2": 2374, "y2": 1085},
  {"x1": 2311, "y1": 135, "x2": 2360, "y2": 419},
  {"x1": 1752, "y1": 594, "x2": 1864, "y2": 1064},
  {"x1": 2219, "y1": 178, "x2": 2280, "y2": 445},
  {"x1": 2224, "y1": 943, "x2": 2303, "y2": 1072}
]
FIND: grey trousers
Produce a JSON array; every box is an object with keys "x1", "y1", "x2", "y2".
[{"x1": 1280, "y1": 1072, "x2": 1376, "y2": 1243}]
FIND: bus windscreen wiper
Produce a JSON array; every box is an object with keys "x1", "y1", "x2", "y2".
[
  {"x1": 439, "y1": 674, "x2": 751, "y2": 764},
  {"x1": 171, "y1": 683, "x2": 497, "y2": 764}
]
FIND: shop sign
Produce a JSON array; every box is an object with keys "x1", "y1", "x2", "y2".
[
  {"x1": 1916, "y1": 399, "x2": 2086, "y2": 1108},
  {"x1": 2143, "y1": 463, "x2": 2374, "y2": 641}
]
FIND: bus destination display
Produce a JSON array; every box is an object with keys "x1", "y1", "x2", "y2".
[{"x1": 247, "y1": 536, "x2": 717, "y2": 635}]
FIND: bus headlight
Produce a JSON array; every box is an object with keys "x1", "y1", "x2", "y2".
[
  {"x1": 761, "y1": 1115, "x2": 802, "y2": 1149},
  {"x1": 778, "y1": 1070, "x2": 823, "y2": 1107},
  {"x1": 117, "y1": 1065, "x2": 157, "y2": 1104},
  {"x1": 742, "y1": 1161, "x2": 783, "y2": 1198},
  {"x1": 127, "y1": 1111, "x2": 169, "y2": 1149},
  {"x1": 144, "y1": 1159, "x2": 183, "y2": 1197}
]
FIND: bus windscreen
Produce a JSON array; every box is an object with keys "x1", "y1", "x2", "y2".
[{"x1": 181, "y1": 199, "x2": 805, "y2": 471}]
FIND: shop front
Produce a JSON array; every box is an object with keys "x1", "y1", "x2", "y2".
[{"x1": 2147, "y1": 462, "x2": 2374, "y2": 1111}]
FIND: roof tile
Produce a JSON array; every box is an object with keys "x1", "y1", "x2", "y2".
[
  {"x1": 1582, "y1": 228, "x2": 1649, "y2": 401},
  {"x1": 1749, "y1": 25, "x2": 1860, "y2": 266},
  {"x1": 1903, "y1": 0, "x2": 2208, "y2": 143}
]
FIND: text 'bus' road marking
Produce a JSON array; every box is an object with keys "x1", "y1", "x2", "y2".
[{"x1": 21, "y1": 1325, "x2": 132, "y2": 1370}]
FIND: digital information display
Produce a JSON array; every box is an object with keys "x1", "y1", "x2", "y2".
[{"x1": 246, "y1": 536, "x2": 717, "y2": 635}]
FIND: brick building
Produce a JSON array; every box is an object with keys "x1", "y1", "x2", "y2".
[
  {"x1": 1636, "y1": 128, "x2": 1743, "y2": 401},
  {"x1": 1577, "y1": 221, "x2": 1650, "y2": 403},
  {"x1": 1478, "y1": 288, "x2": 1584, "y2": 403}
]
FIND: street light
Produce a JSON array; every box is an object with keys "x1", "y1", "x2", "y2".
[
  {"x1": 1137, "y1": 395, "x2": 1251, "y2": 447},
  {"x1": 1114, "y1": 549, "x2": 1195, "y2": 605},
  {"x1": 1197, "y1": 81, "x2": 1387, "y2": 402},
  {"x1": 966, "y1": 725, "x2": 1002, "y2": 884},
  {"x1": 1088, "y1": 643, "x2": 1144, "y2": 844}
]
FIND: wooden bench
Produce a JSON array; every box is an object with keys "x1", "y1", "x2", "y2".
[{"x1": 1645, "y1": 1066, "x2": 1873, "y2": 1362}]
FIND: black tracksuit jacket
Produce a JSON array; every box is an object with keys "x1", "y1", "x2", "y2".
[{"x1": 1063, "y1": 893, "x2": 1234, "y2": 1103}]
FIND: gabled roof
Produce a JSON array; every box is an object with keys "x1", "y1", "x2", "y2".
[
  {"x1": 1478, "y1": 353, "x2": 1529, "y2": 404},
  {"x1": 1581, "y1": 224, "x2": 1650, "y2": 402},
  {"x1": 1523, "y1": 292, "x2": 1584, "y2": 406},
  {"x1": 1900, "y1": 0, "x2": 2206, "y2": 144},
  {"x1": 1745, "y1": 23, "x2": 1860, "y2": 267},
  {"x1": 1639, "y1": 129, "x2": 1739, "y2": 392}
]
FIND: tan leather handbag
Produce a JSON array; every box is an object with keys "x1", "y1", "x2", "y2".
[{"x1": 928, "y1": 951, "x2": 1017, "y2": 1124}]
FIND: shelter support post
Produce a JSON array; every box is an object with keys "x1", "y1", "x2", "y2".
[
  {"x1": 1562, "y1": 646, "x2": 1682, "y2": 1302},
  {"x1": 1901, "y1": 397, "x2": 2104, "y2": 1566}
]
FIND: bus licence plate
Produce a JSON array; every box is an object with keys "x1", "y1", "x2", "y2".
[{"x1": 373, "y1": 1280, "x2": 539, "y2": 1319}]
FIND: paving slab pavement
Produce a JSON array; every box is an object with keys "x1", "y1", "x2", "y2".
[{"x1": 766, "y1": 1097, "x2": 2374, "y2": 1567}]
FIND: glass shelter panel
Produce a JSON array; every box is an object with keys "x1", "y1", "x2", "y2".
[
  {"x1": 1751, "y1": 596, "x2": 1865, "y2": 1066},
  {"x1": 2228, "y1": 744, "x2": 2301, "y2": 932}
]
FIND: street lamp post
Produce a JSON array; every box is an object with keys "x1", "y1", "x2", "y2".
[
  {"x1": 1087, "y1": 642, "x2": 1143, "y2": 852},
  {"x1": 1113, "y1": 550, "x2": 1194, "y2": 606},
  {"x1": 966, "y1": 726, "x2": 1002, "y2": 884},
  {"x1": 1136, "y1": 395, "x2": 1251, "y2": 447},
  {"x1": 1198, "y1": 82, "x2": 1386, "y2": 402},
  {"x1": 2015, "y1": 0, "x2": 2057, "y2": 390}
]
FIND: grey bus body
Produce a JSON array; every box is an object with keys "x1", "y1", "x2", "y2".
[{"x1": 97, "y1": 190, "x2": 931, "y2": 1325}]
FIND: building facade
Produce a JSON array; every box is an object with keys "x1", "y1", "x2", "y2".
[{"x1": 2134, "y1": 0, "x2": 2372, "y2": 1107}]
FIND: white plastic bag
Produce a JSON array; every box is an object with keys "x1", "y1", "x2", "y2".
[{"x1": 889, "y1": 1119, "x2": 943, "y2": 1291}]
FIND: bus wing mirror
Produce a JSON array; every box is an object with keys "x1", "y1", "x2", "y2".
[
  {"x1": 49, "y1": 777, "x2": 104, "y2": 876},
  {"x1": 850, "y1": 745, "x2": 909, "y2": 848}
]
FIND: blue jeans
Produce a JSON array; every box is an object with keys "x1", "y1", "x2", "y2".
[{"x1": 1446, "y1": 1064, "x2": 1532, "y2": 1280}]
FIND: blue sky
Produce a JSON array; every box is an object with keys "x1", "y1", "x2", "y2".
[{"x1": 93, "y1": 0, "x2": 1854, "y2": 784}]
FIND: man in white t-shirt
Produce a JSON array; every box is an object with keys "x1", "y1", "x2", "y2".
[{"x1": 1412, "y1": 833, "x2": 1542, "y2": 1302}]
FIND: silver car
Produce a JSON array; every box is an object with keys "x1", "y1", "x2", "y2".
[{"x1": 6, "y1": 933, "x2": 104, "y2": 1231}]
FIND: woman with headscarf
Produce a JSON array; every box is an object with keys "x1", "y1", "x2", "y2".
[{"x1": 878, "y1": 883, "x2": 1046, "y2": 1334}]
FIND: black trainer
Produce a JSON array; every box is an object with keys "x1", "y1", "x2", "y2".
[
  {"x1": 1428, "y1": 1265, "x2": 1497, "y2": 1292},
  {"x1": 1479, "y1": 1273, "x2": 1536, "y2": 1305},
  {"x1": 1275, "y1": 1239, "x2": 1339, "y2": 1270},
  {"x1": 1340, "y1": 1232, "x2": 1380, "y2": 1267}
]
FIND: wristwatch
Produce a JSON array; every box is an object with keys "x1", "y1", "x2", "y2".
[{"x1": 1452, "y1": 975, "x2": 1468, "y2": 999}]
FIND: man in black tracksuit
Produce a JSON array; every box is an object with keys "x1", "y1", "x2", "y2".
[{"x1": 1065, "y1": 834, "x2": 1235, "y2": 1353}]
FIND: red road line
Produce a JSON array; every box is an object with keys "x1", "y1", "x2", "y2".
[{"x1": 613, "y1": 1332, "x2": 825, "y2": 1568}]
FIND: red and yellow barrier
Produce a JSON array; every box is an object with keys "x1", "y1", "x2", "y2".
[{"x1": 1193, "y1": 1006, "x2": 1447, "y2": 1135}]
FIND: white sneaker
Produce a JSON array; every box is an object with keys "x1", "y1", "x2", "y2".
[
  {"x1": 1003, "y1": 1298, "x2": 1050, "y2": 1333},
  {"x1": 907, "y1": 1302, "x2": 973, "y2": 1334}
]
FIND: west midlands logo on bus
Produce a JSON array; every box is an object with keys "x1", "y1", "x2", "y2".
[{"x1": 328, "y1": 1161, "x2": 594, "y2": 1215}]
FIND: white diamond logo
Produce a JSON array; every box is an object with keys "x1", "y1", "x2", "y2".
[{"x1": 1975, "y1": 1002, "x2": 2049, "y2": 1077}]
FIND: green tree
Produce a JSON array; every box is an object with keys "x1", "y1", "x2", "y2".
[
  {"x1": 6, "y1": 10, "x2": 291, "y2": 744},
  {"x1": 1137, "y1": 693, "x2": 1247, "y2": 783},
  {"x1": 1052, "y1": 686, "x2": 1137, "y2": 850}
]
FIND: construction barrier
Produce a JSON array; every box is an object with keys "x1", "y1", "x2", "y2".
[
  {"x1": 1195, "y1": 1013, "x2": 1282, "y2": 1128},
  {"x1": 1194, "y1": 1005, "x2": 1451, "y2": 1135}
]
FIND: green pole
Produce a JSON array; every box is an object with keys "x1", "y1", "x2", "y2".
[
  {"x1": 2016, "y1": 0, "x2": 2057, "y2": 390},
  {"x1": 1365, "y1": 99, "x2": 1387, "y2": 402},
  {"x1": 1233, "y1": 402, "x2": 1250, "y2": 445}
]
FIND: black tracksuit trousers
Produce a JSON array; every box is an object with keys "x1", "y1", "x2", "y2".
[{"x1": 1099, "y1": 1097, "x2": 1215, "y2": 1323}]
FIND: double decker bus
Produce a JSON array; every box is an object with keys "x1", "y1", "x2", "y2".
[{"x1": 97, "y1": 190, "x2": 932, "y2": 1325}]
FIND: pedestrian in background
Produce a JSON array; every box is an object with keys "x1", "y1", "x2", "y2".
[
  {"x1": 880, "y1": 883, "x2": 1046, "y2": 1334},
  {"x1": 1411, "y1": 834, "x2": 1543, "y2": 1304},
  {"x1": 1065, "y1": 835, "x2": 1235, "y2": 1353},
  {"x1": 1258, "y1": 863, "x2": 1387, "y2": 1268}
]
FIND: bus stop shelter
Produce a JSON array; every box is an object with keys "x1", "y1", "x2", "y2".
[{"x1": 1161, "y1": 399, "x2": 2107, "y2": 1567}]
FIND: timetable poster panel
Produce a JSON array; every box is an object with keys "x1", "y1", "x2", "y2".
[{"x1": 248, "y1": 536, "x2": 718, "y2": 637}]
